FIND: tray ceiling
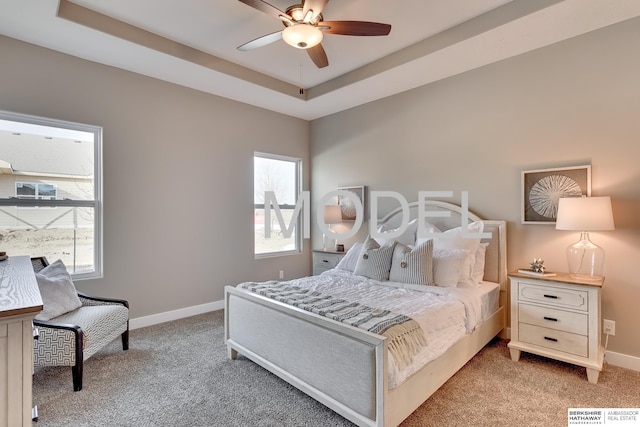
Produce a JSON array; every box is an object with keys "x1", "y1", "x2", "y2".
[{"x1": 2, "y1": 0, "x2": 640, "y2": 119}]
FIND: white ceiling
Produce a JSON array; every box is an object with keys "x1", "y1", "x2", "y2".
[{"x1": 2, "y1": 0, "x2": 640, "y2": 120}]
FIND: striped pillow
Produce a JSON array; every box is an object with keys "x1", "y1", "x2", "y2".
[
  {"x1": 354, "y1": 236, "x2": 396, "y2": 281},
  {"x1": 389, "y1": 240, "x2": 434, "y2": 286}
]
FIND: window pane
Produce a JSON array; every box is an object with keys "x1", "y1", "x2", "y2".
[
  {"x1": 0, "y1": 119, "x2": 95, "y2": 201},
  {"x1": 254, "y1": 153, "x2": 301, "y2": 256},
  {"x1": 38, "y1": 183, "x2": 57, "y2": 198},
  {"x1": 0, "y1": 112, "x2": 101, "y2": 278},
  {"x1": 17, "y1": 182, "x2": 36, "y2": 197},
  {"x1": 254, "y1": 156, "x2": 296, "y2": 205},
  {"x1": 254, "y1": 208, "x2": 298, "y2": 255},
  {"x1": 0, "y1": 207, "x2": 95, "y2": 274}
]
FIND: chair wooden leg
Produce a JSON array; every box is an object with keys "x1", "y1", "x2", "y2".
[
  {"x1": 122, "y1": 329, "x2": 129, "y2": 351},
  {"x1": 72, "y1": 360, "x2": 83, "y2": 391},
  {"x1": 73, "y1": 328, "x2": 84, "y2": 391}
]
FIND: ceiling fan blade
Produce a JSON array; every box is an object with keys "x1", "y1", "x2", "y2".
[
  {"x1": 302, "y1": 0, "x2": 329, "y2": 22},
  {"x1": 237, "y1": 0, "x2": 286, "y2": 20},
  {"x1": 321, "y1": 21, "x2": 391, "y2": 36},
  {"x1": 237, "y1": 31, "x2": 283, "y2": 51},
  {"x1": 306, "y1": 43, "x2": 329, "y2": 68}
]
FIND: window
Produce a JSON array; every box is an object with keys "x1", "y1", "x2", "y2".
[
  {"x1": 0, "y1": 111, "x2": 102, "y2": 279},
  {"x1": 16, "y1": 182, "x2": 57, "y2": 206},
  {"x1": 254, "y1": 152, "x2": 302, "y2": 257}
]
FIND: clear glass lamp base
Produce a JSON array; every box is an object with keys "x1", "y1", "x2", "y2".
[
  {"x1": 323, "y1": 233, "x2": 335, "y2": 251},
  {"x1": 566, "y1": 232, "x2": 605, "y2": 280},
  {"x1": 323, "y1": 227, "x2": 337, "y2": 251}
]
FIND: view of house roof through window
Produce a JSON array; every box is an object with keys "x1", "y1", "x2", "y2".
[{"x1": 0, "y1": 112, "x2": 102, "y2": 279}]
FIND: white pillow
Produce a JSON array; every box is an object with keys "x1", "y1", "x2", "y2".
[
  {"x1": 35, "y1": 259, "x2": 82, "y2": 321},
  {"x1": 354, "y1": 236, "x2": 395, "y2": 281},
  {"x1": 432, "y1": 221, "x2": 484, "y2": 253},
  {"x1": 389, "y1": 240, "x2": 434, "y2": 286},
  {"x1": 415, "y1": 221, "x2": 442, "y2": 244},
  {"x1": 376, "y1": 218, "x2": 418, "y2": 246},
  {"x1": 472, "y1": 243, "x2": 489, "y2": 284},
  {"x1": 432, "y1": 248, "x2": 475, "y2": 288},
  {"x1": 335, "y1": 243, "x2": 363, "y2": 272},
  {"x1": 418, "y1": 221, "x2": 484, "y2": 287}
]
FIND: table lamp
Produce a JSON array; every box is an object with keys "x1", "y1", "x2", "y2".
[
  {"x1": 323, "y1": 205, "x2": 342, "y2": 251},
  {"x1": 555, "y1": 196, "x2": 614, "y2": 279}
]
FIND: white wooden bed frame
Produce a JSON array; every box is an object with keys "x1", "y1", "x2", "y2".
[{"x1": 225, "y1": 201, "x2": 507, "y2": 427}]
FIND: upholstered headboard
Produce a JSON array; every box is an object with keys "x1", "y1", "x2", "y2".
[{"x1": 379, "y1": 200, "x2": 507, "y2": 291}]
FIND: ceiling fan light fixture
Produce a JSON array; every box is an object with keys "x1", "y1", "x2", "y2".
[
  {"x1": 282, "y1": 24, "x2": 323, "y2": 49},
  {"x1": 288, "y1": 6, "x2": 305, "y2": 22},
  {"x1": 302, "y1": 9, "x2": 314, "y2": 23}
]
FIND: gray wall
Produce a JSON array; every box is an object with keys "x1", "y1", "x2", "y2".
[
  {"x1": 311, "y1": 18, "x2": 640, "y2": 359},
  {"x1": 0, "y1": 36, "x2": 311, "y2": 318},
  {"x1": 2, "y1": 14, "x2": 639, "y2": 361}
]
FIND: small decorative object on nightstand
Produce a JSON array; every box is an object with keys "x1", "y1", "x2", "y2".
[
  {"x1": 312, "y1": 250, "x2": 345, "y2": 275},
  {"x1": 508, "y1": 270, "x2": 604, "y2": 383},
  {"x1": 517, "y1": 258, "x2": 556, "y2": 277},
  {"x1": 530, "y1": 258, "x2": 545, "y2": 273}
]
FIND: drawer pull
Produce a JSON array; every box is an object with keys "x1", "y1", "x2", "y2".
[
  {"x1": 543, "y1": 294, "x2": 559, "y2": 299},
  {"x1": 543, "y1": 316, "x2": 558, "y2": 322},
  {"x1": 544, "y1": 336, "x2": 558, "y2": 342},
  {"x1": 322, "y1": 260, "x2": 329, "y2": 263}
]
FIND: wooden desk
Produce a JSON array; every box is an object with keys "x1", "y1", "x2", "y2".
[{"x1": 0, "y1": 256, "x2": 42, "y2": 427}]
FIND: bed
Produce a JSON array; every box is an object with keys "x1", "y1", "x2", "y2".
[{"x1": 224, "y1": 200, "x2": 507, "y2": 427}]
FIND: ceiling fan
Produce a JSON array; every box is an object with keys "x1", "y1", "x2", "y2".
[{"x1": 237, "y1": 0, "x2": 392, "y2": 68}]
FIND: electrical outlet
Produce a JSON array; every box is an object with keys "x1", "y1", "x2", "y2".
[
  {"x1": 279, "y1": 270, "x2": 284, "y2": 279},
  {"x1": 603, "y1": 319, "x2": 615, "y2": 336}
]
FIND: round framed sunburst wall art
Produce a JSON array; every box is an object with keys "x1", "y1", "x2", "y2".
[{"x1": 521, "y1": 165, "x2": 591, "y2": 224}]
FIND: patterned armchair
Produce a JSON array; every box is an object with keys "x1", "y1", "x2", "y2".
[{"x1": 31, "y1": 257, "x2": 129, "y2": 391}]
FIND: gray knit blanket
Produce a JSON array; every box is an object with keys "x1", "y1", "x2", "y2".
[{"x1": 240, "y1": 281, "x2": 427, "y2": 369}]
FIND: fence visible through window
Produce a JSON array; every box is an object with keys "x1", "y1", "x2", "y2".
[{"x1": 0, "y1": 111, "x2": 102, "y2": 279}]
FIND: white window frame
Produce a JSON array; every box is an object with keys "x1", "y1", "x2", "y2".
[
  {"x1": 254, "y1": 152, "x2": 302, "y2": 258},
  {"x1": 0, "y1": 110, "x2": 103, "y2": 280}
]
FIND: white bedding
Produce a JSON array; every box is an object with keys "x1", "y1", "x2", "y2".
[{"x1": 278, "y1": 269, "x2": 500, "y2": 389}]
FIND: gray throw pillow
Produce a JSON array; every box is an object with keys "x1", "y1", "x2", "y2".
[
  {"x1": 35, "y1": 259, "x2": 82, "y2": 321},
  {"x1": 389, "y1": 240, "x2": 434, "y2": 286},
  {"x1": 354, "y1": 236, "x2": 395, "y2": 281}
]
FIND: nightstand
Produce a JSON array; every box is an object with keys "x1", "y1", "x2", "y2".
[
  {"x1": 312, "y1": 250, "x2": 345, "y2": 275},
  {"x1": 508, "y1": 271, "x2": 604, "y2": 383}
]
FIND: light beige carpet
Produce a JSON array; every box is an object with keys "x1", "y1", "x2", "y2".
[
  {"x1": 403, "y1": 337, "x2": 639, "y2": 426},
  {"x1": 33, "y1": 311, "x2": 639, "y2": 426}
]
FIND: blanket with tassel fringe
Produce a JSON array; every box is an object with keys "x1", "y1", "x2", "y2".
[{"x1": 240, "y1": 281, "x2": 427, "y2": 369}]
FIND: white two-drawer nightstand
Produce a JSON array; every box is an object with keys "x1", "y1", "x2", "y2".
[
  {"x1": 508, "y1": 271, "x2": 604, "y2": 383},
  {"x1": 312, "y1": 250, "x2": 345, "y2": 275}
]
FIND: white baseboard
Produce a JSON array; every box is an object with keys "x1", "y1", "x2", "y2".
[
  {"x1": 605, "y1": 350, "x2": 640, "y2": 372},
  {"x1": 129, "y1": 300, "x2": 224, "y2": 330}
]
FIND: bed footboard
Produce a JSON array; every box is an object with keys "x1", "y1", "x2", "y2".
[
  {"x1": 225, "y1": 285, "x2": 386, "y2": 427},
  {"x1": 225, "y1": 284, "x2": 505, "y2": 427}
]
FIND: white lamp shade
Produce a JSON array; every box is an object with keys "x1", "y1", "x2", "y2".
[
  {"x1": 282, "y1": 24, "x2": 323, "y2": 49},
  {"x1": 324, "y1": 205, "x2": 342, "y2": 224},
  {"x1": 555, "y1": 197, "x2": 614, "y2": 231}
]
